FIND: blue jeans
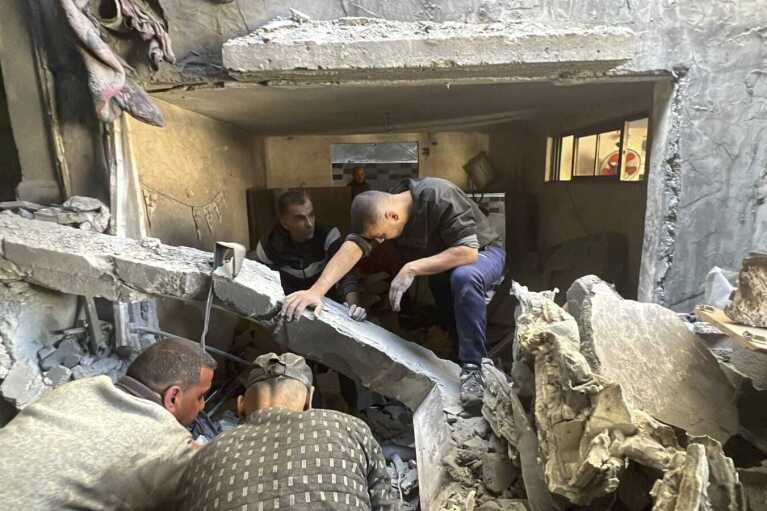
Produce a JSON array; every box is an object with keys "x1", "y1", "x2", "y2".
[{"x1": 428, "y1": 245, "x2": 506, "y2": 365}]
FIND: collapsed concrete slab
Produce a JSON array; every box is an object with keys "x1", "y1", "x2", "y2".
[
  {"x1": 0, "y1": 213, "x2": 459, "y2": 410},
  {"x1": 513, "y1": 284, "x2": 743, "y2": 508},
  {"x1": 727, "y1": 251, "x2": 767, "y2": 328},
  {"x1": 0, "y1": 213, "x2": 462, "y2": 509},
  {"x1": 223, "y1": 17, "x2": 635, "y2": 83},
  {"x1": 567, "y1": 275, "x2": 738, "y2": 443}
]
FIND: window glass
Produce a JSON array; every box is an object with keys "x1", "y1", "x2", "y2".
[
  {"x1": 545, "y1": 137, "x2": 553, "y2": 182},
  {"x1": 620, "y1": 118, "x2": 648, "y2": 181},
  {"x1": 596, "y1": 130, "x2": 622, "y2": 176},
  {"x1": 559, "y1": 135, "x2": 573, "y2": 181},
  {"x1": 574, "y1": 135, "x2": 597, "y2": 176}
]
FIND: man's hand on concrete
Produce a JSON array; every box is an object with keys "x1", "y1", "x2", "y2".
[
  {"x1": 344, "y1": 292, "x2": 367, "y2": 321},
  {"x1": 282, "y1": 289, "x2": 324, "y2": 321},
  {"x1": 389, "y1": 265, "x2": 416, "y2": 312}
]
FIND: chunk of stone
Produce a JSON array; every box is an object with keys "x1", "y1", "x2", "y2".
[
  {"x1": 71, "y1": 356, "x2": 125, "y2": 381},
  {"x1": 40, "y1": 338, "x2": 84, "y2": 370},
  {"x1": 567, "y1": 275, "x2": 738, "y2": 442},
  {"x1": 481, "y1": 452, "x2": 514, "y2": 494},
  {"x1": 63, "y1": 196, "x2": 106, "y2": 212},
  {"x1": 1, "y1": 362, "x2": 43, "y2": 408},
  {"x1": 43, "y1": 365, "x2": 73, "y2": 386},
  {"x1": 738, "y1": 462, "x2": 767, "y2": 511},
  {"x1": 0, "y1": 280, "x2": 78, "y2": 365},
  {"x1": 727, "y1": 251, "x2": 767, "y2": 328}
]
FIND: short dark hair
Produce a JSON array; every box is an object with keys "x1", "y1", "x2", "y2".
[
  {"x1": 127, "y1": 338, "x2": 217, "y2": 394},
  {"x1": 277, "y1": 189, "x2": 310, "y2": 216},
  {"x1": 350, "y1": 190, "x2": 386, "y2": 234}
]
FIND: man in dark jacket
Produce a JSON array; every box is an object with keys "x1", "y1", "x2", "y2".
[
  {"x1": 281, "y1": 178, "x2": 506, "y2": 411},
  {"x1": 253, "y1": 189, "x2": 366, "y2": 320}
]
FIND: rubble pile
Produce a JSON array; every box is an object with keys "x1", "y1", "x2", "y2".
[
  {"x1": 0, "y1": 196, "x2": 110, "y2": 233},
  {"x1": 361, "y1": 403, "x2": 420, "y2": 510},
  {"x1": 0, "y1": 205, "x2": 126, "y2": 414},
  {"x1": 727, "y1": 251, "x2": 767, "y2": 328}
]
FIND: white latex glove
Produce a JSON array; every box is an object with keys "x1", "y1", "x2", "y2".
[
  {"x1": 345, "y1": 302, "x2": 368, "y2": 321},
  {"x1": 389, "y1": 266, "x2": 416, "y2": 312}
]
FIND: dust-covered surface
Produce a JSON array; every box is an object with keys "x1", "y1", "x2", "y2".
[
  {"x1": 223, "y1": 17, "x2": 634, "y2": 82},
  {"x1": 727, "y1": 252, "x2": 767, "y2": 329}
]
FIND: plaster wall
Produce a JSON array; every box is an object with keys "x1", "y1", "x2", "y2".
[
  {"x1": 127, "y1": 98, "x2": 266, "y2": 340},
  {"x1": 264, "y1": 131, "x2": 486, "y2": 190}
]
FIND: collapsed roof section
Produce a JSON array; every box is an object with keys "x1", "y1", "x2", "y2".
[
  {"x1": 223, "y1": 17, "x2": 636, "y2": 84},
  {"x1": 0, "y1": 212, "x2": 458, "y2": 409}
]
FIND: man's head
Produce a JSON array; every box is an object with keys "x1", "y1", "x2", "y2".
[
  {"x1": 350, "y1": 190, "x2": 407, "y2": 243},
  {"x1": 127, "y1": 338, "x2": 216, "y2": 426},
  {"x1": 277, "y1": 190, "x2": 315, "y2": 243},
  {"x1": 352, "y1": 166, "x2": 366, "y2": 184},
  {"x1": 236, "y1": 352, "x2": 314, "y2": 417}
]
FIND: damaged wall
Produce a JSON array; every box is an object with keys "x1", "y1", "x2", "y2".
[
  {"x1": 127, "y1": 98, "x2": 267, "y2": 341},
  {"x1": 264, "y1": 131, "x2": 486, "y2": 190},
  {"x1": 2, "y1": 0, "x2": 763, "y2": 314}
]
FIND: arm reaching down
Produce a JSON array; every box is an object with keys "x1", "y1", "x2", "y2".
[
  {"x1": 389, "y1": 245, "x2": 479, "y2": 311},
  {"x1": 281, "y1": 240, "x2": 364, "y2": 321}
]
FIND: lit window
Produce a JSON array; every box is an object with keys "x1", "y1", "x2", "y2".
[{"x1": 545, "y1": 117, "x2": 648, "y2": 183}]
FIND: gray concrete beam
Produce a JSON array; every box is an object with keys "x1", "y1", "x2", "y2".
[
  {"x1": 223, "y1": 18, "x2": 636, "y2": 84},
  {"x1": 0, "y1": 212, "x2": 458, "y2": 409}
]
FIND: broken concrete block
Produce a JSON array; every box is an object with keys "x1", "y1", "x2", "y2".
[
  {"x1": 727, "y1": 252, "x2": 767, "y2": 328},
  {"x1": 567, "y1": 275, "x2": 738, "y2": 443},
  {"x1": 738, "y1": 462, "x2": 767, "y2": 511},
  {"x1": 0, "y1": 280, "x2": 78, "y2": 366},
  {"x1": 43, "y1": 365, "x2": 72, "y2": 386},
  {"x1": 282, "y1": 300, "x2": 459, "y2": 410},
  {"x1": 481, "y1": 452, "x2": 514, "y2": 494},
  {"x1": 223, "y1": 18, "x2": 635, "y2": 83},
  {"x1": 63, "y1": 196, "x2": 106, "y2": 212},
  {"x1": 71, "y1": 356, "x2": 125, "y2": 381},
  {"x1": 40, "y1": 338, "x2": 84, "y2": 370},
  {"x1": 1, "y1": 362, "x2": 43, "y2": 408}
]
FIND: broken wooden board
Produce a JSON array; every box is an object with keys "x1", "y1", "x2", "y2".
[{"x1": 695, "y1": 305, "x2": 767, "y2": 354}]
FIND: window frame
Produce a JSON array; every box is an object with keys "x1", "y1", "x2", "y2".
[{"x1": 546, "y1": 113, "x2": 649, "y2": 184}]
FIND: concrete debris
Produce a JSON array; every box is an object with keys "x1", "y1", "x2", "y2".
[
  {"x1": 727, "y1": 252, "x2": 767, "y2": 328},
  {"x1": 513, "y1": 285, "x2": 746, "y2": 508},
  {"x1": 738, "y1": 462, "x2": 767, "y2": 511},
  {"x1": 223, "y1": 17, "x2": 635, "y2": 82},
  {"x1": 71, "y1": 356, "x2": 126, "y2": 381},
  {"x1": 0, "y1": 362, "x2": 43, "y2": 408},
  {"x1": 43, "y1": 365, "x2": 72, "y2": 386},
  {"x1": 40, "y1": 338, "x2": 84, "y2": 370},
  {"x1": 567, "y1": 275, "x2": 738, "y2": 442},
  {"x1": 0, "y1": 196, "x2": 110, "y2": 233},
  {"x1": 0, "y1": 214, "x2": 458, "y2": 410}
]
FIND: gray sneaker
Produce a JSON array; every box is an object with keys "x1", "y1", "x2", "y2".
[{"x1": 460, "y1": 363, "x2": 484, "y2": 413}]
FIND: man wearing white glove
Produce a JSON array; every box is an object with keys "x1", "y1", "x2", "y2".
[{"x1": 281, "y1": 178, "x2": 505, "y2": 411}]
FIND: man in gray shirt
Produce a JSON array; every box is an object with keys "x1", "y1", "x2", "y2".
[
  {"x1": 180, "y1": 352, "x2": 399, "y2": 510},
  {"x1": 282, "y1": 177, "x2": 505, "y2": 411},
  {"x1": 0, "y1": 338, "x2": 216, "y2": 510}
]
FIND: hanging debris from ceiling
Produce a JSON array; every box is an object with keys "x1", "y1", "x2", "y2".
[{"x1": 58, "y1": 0, "x2": 173, "y2": 127}]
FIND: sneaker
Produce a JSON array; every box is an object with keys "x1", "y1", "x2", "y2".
[{"x1": 460, "y1": 363, "x2": 484, "y2": 413}]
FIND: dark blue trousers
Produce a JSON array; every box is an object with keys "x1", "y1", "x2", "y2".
[{"x1": 428, "y1": 245, "x2": 506, "y2": 365}]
